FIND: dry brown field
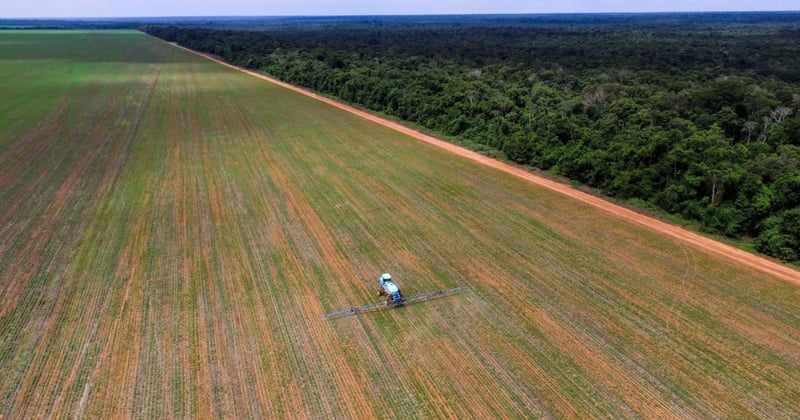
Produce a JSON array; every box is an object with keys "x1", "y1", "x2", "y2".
[{"x1": 1, "y1": 30, "x2": 799, "y2": 418}]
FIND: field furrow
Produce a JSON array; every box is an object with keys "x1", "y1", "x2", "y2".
[{"x1": 1, "y1": 30, "x2": 799, "y2": 418}]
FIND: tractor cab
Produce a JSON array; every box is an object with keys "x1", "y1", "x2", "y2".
[
  {"x1": 378, "y1": 273, "x2": 405, "y2": 306},
  {"x1": 379, "y1": 273, "x2": 394, "y2": 287}
]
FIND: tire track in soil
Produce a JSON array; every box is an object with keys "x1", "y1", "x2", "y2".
[
  {"x1": 166, "y1": 64, "x2": 380, "y2": 417},
  {"x1": 282, "y1": 159, "x2": 437, "y2": 415},
  {"x1": 67, "y1": 60, "x2": 164, "y2": 419},
  {"x1": 281, "y1": 140, "x2": 558, "y2": 416},
  {"x1": 257, "y1": 109, "x2": 513, "y2": 417},
  {"x1": 168, "y1": 40, "x2": 800, "y2": 287},
  {"x1": 359, "y1": 191, "x2": 551, "y2": 416},
  {"x1": 254, "y1": 138, "x2": 380, "y2": 418},
  {"x1": 1, "y1": 61, "x2": 157, "y2": 418},
  {"x1": 90, "y1": 70, "x2": 175, "y2": 418},
  {"x1": 176, "y1": 67, "x2": 248, "y2": 419},
  {"x1": 175, "y1": 59, "x2": 217, "y2": 419},
  {"x1": 200, "y1": 97, "x2": 308, "y2": 418},
  {"x1": 219, "y1": 82, "x2": 385, "y2": 416}
]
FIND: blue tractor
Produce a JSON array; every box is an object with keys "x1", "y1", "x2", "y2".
[{"x1": 378, "y1": 273, "x2": 405, "y2": 306}]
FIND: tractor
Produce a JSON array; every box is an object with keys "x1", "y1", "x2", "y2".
[
  {"x1": 377, "y1": 273, "x2": 405, "y2": 306},
  {"x1": 324, "y1": 273, "x2": 466, "y2": 319}
]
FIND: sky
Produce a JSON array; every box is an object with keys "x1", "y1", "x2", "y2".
[{"x1": 4, "y1": 0, "x2": 799, "y2": 18}]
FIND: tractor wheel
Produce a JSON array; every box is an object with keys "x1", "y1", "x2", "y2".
[{"x1": 378, "y1": 288, "x2": 384, "y2": 296}]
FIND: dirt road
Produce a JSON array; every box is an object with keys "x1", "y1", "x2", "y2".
[{"x1": 169, "y1": 41, "x2": 800, "y2": 286}]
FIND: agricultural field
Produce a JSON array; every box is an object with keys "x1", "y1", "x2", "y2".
[{"x1": 1, "y1": 30, "x2": 799, "y2": 418}]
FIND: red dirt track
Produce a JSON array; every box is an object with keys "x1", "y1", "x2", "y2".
[{"x1": 172, "y1": 41, "x2": 800, "y2": 286}]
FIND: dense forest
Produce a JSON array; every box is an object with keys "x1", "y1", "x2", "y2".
[{"x1": 144, "y1": 13, "x2": 800, "y2": 263}]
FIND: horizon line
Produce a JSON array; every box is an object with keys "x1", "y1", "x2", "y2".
[{"x1": 2, "y1": 10, "x2": 800, "y2": 20}]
